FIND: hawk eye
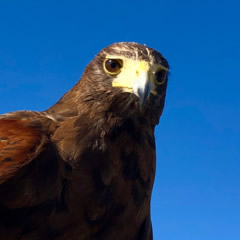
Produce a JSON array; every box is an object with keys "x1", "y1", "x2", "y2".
[
  {"x1": 155, "y1": 70, "x2": 167, "y2": 85},
  {"x1": 104, "y1": 59, "x2": 122, "y2": 75}
]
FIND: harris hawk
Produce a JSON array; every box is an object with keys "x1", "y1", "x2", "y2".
[{"x1": 0, "y1": 42, "x2": 169, "y2": 240}]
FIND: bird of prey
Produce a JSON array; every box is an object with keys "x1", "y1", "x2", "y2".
[{"x1": 0, "y1": 42, "x2": 169, "y2": 240}]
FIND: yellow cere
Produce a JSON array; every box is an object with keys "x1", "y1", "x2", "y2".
[
  {"x1": 107, "y1": 56, "x2": 148, "y2": 91},
  {"x1": 139, "y1": 61, "x2": 150, "y2": 71}
]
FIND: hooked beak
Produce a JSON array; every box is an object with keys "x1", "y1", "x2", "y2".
[
  {"x1": 132, "y1": 71, "x2": 152, "y2": 107},
  {"x1": 112, "y1": 60, "x2": 155, "y2": 107}
]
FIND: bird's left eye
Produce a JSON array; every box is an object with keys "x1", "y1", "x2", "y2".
[
  {"x1": 155, "y1": 70, "x2": 167, "y2": 85},
  {"x1": 104, "y1": 59, "x2": 123, "y2": 75}
]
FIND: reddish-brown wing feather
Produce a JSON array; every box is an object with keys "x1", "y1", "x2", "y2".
[
  {"x1": 0, "y1": 119, "x2": 42, "y2": 183},
  {"x1": 0, "y1": 111, "x2": 57, "y2": 184}
]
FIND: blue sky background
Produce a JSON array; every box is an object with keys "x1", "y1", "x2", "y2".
[{"x1": 0, "y1": 0, "x2": 239, "y2": 239}]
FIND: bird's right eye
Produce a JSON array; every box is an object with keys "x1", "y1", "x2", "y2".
[{"x1": 104, "y1": 59, "x2": 123, "y2": 75}]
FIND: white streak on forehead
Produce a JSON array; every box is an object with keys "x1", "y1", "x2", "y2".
[
  {"x1": 135, "y1": 47, "x2": 139, "y2": 59},
  {"x1": 111, "y1": 45, "x2": 130, "y2": 52},
  {"x1": 104, "y1": 44, "x2": 142, "y2": 59},
  {"x1": 146, "y1": 47, "x2": 154, "y2": 64}
]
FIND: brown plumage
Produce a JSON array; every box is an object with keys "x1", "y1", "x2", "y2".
[{"x1": 0, "y1": 42, "x2": 169, "y2": 240}]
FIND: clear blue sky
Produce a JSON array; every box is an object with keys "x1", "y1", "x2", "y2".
[{"x1": 0, "y1": 0, "x2": 239, "y2": 239}]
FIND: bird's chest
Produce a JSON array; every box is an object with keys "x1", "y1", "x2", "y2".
[{"x1": 61, "y1": 125, "x2": 156, "y2": 239}]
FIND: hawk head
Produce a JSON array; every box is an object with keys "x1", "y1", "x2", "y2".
[{"x1": 52, "y1": 42, "x2": 169, "y2": 125}]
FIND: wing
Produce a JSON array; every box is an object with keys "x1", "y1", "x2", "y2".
[{"x1": 0, "y1": 111, "x2": 57, "y2": 184}]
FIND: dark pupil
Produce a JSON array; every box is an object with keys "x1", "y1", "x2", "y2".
[
  {"x1": 111, "y1": 62, "x2": 117, "y2": 69},
  {"x1": 156, "y1": 70, "x2": 166, "y2": 83}
]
